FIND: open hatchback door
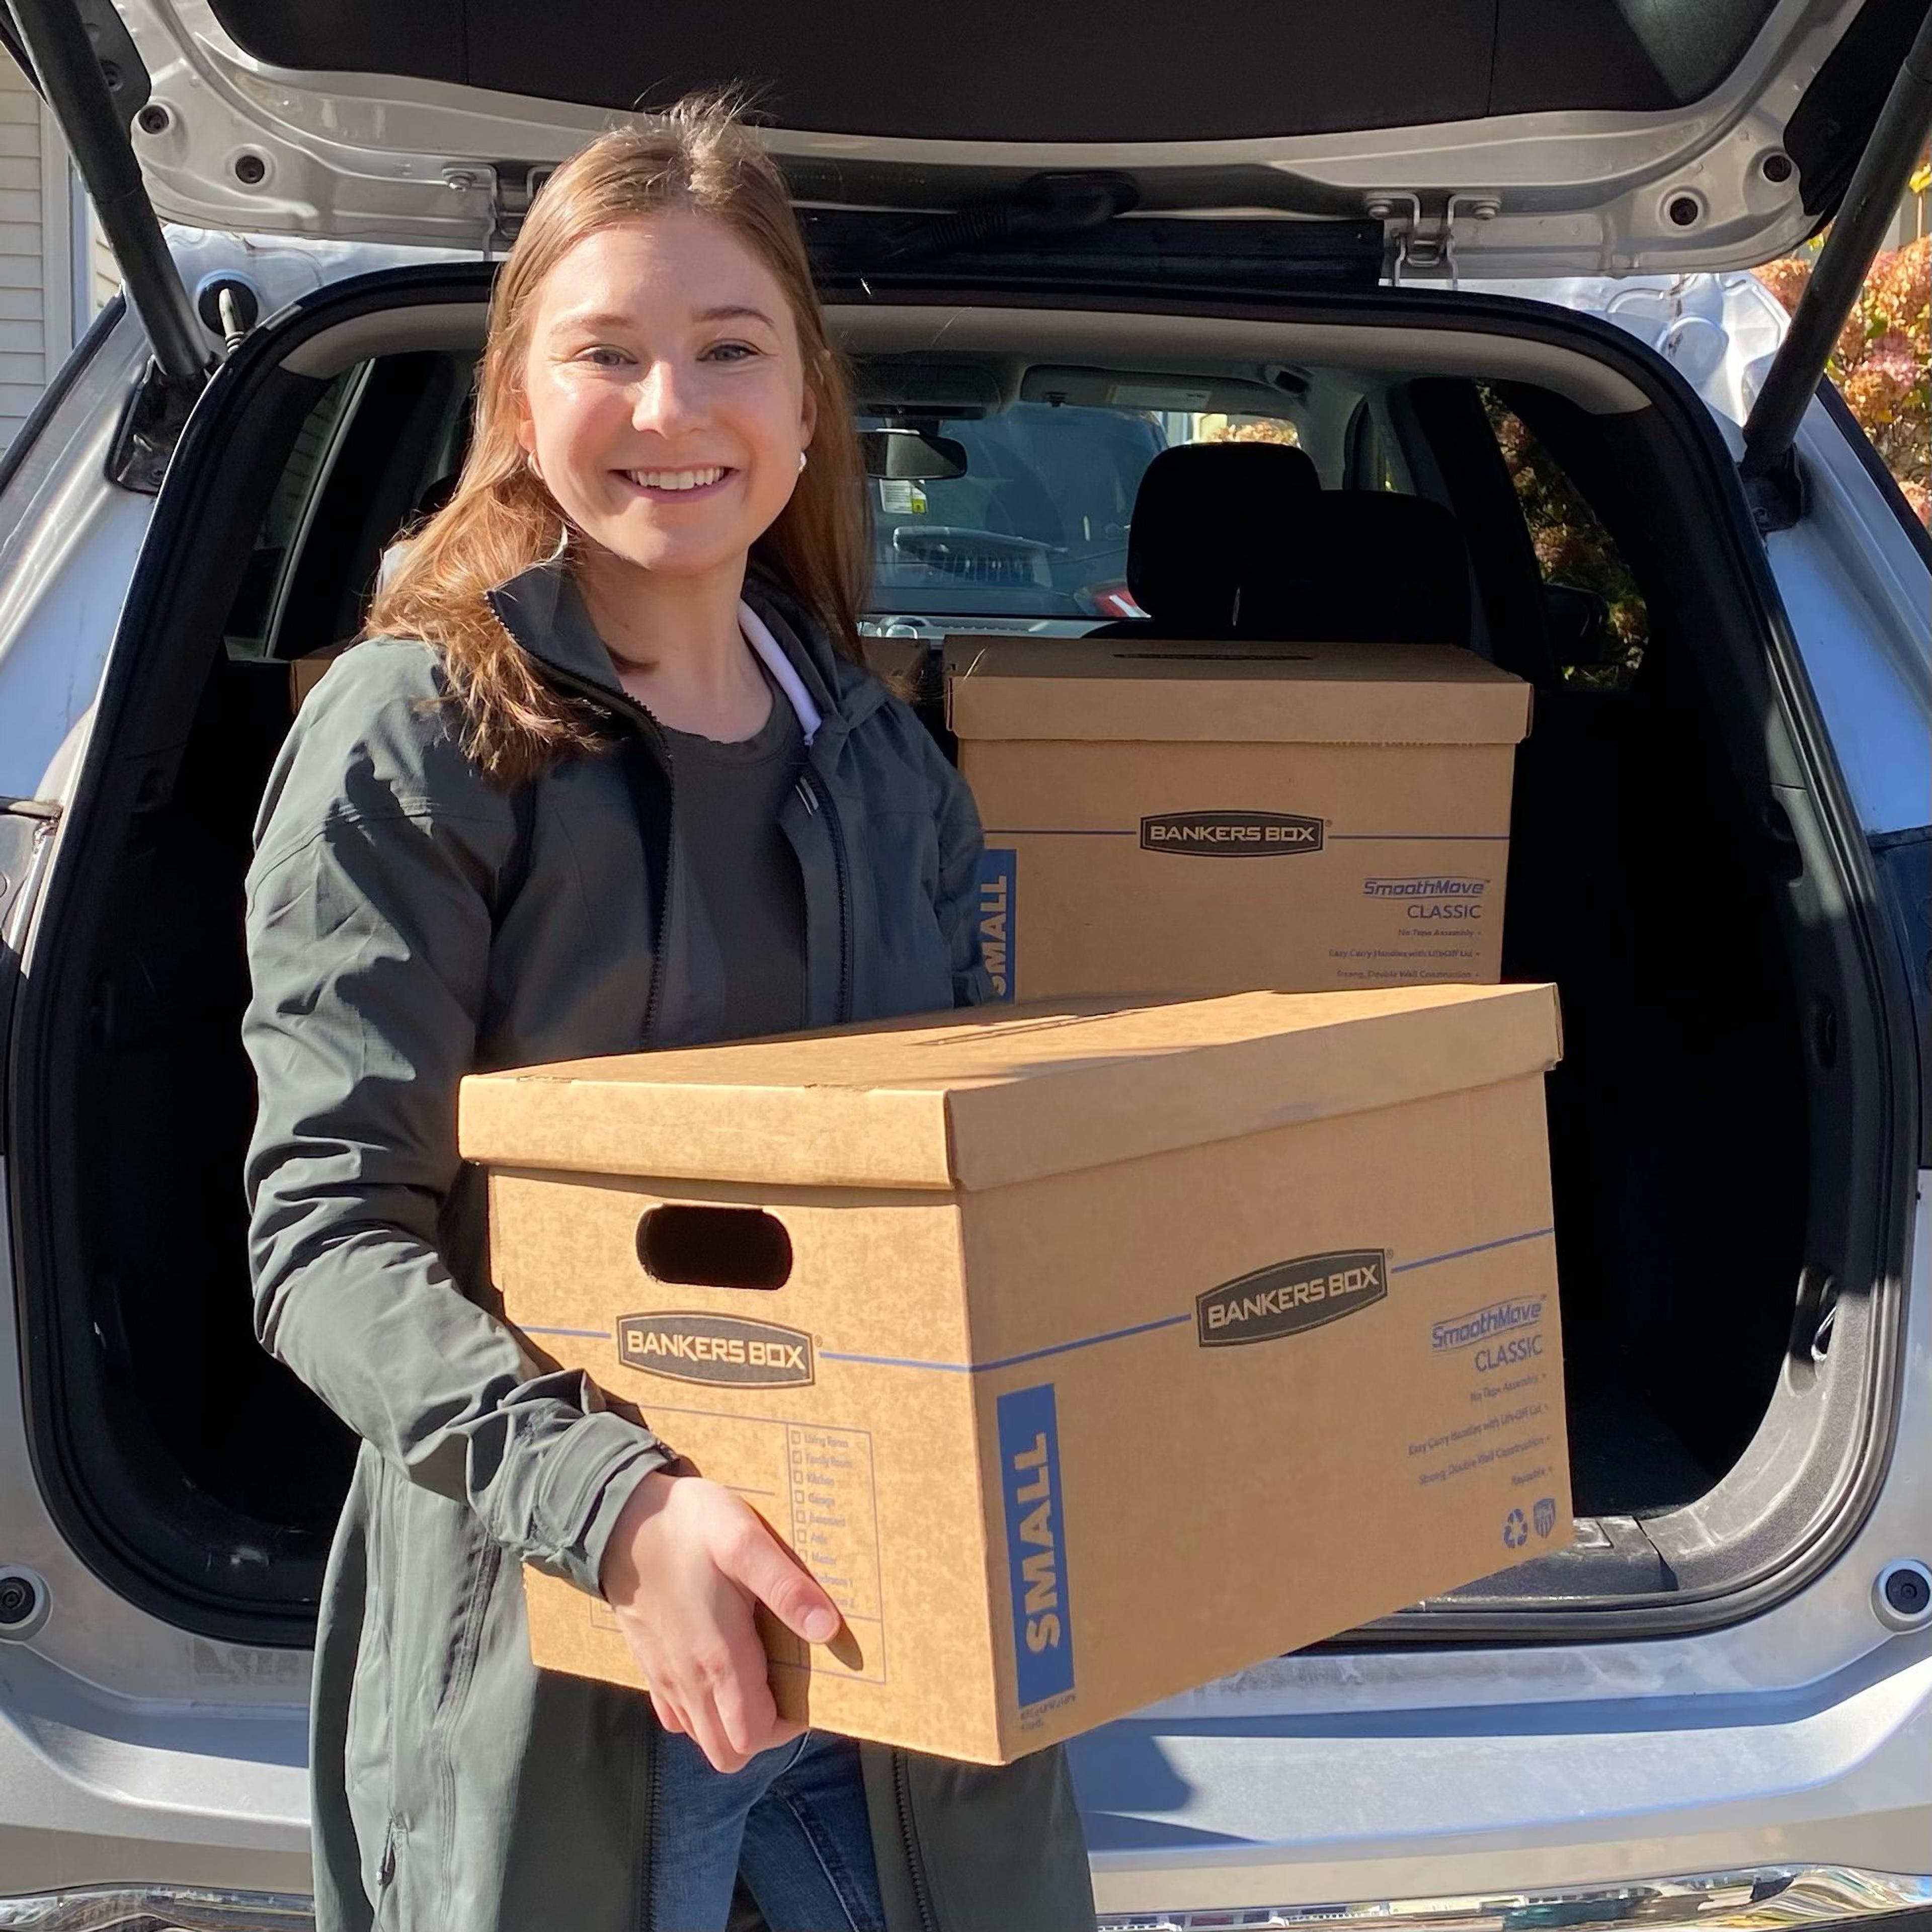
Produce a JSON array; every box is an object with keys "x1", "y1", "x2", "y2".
[{"x1": 6, "y1": 0, "x2": 1927, "y2": 275}]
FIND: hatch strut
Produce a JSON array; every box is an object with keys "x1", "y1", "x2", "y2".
[
  {"x1": 1740, "y1": 7, "x2": 1932, "y2": 532},
  {"x1": 8, "y1": 0, "x2": 208, "y2": 391}
]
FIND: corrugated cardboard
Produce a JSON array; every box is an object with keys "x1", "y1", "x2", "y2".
[
  {"x1": 288, "y1": 642, "x2": 350, "y2": 710},
  {"x1": 463, "y1": 984, "x2": 1570, "y2": 1764},
  {"x1": 948, "y1": 635, "x2": 1532, "y2": 999}
]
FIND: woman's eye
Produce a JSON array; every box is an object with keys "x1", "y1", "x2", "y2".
[
  {"x1": 580, "y1": 345, "x2": 632, "y2": 369},
  {"x1": 702, "y1": 341, "x2": 760, "y2": 364}
]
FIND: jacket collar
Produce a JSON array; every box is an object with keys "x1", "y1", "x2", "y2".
[{"x1": 483, "y1": 554, "x2": 884, "y2": 735}]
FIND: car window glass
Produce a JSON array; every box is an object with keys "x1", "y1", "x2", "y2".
[
  {"x1": 224, "y1": 366, "x2": 367, "y2": 662},
  {"x1": 1480, "y1": 387, "x2": 1649, "y2": 690},
  {"x1": 861, "y1": 401, "x2": 1307, "y2": 621}
]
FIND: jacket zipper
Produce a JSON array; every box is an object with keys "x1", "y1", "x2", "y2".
[
  {"x1": 637, "y1": 731, "x2": 674, "y2": 1049},
  {"x1": 433, "y1": 1539, "x2": 502, "y2": 1898},
  {"x1": 796, "y1": 767, "x2": 855, "y2": 1025},
  {"x1": 891, "y1": 1748, "x2": 940, "y2": 1932},
  {"x1": 639, "y1": 1713, "x2": 660, "y2": 1932}
]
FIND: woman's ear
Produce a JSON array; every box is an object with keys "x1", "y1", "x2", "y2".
[
  {"x1": 512, "y1": 385, "x2": 540, "y2": 475},
  {"x1": 798, "y1": 381, "x2": 818, "y2": 456}
]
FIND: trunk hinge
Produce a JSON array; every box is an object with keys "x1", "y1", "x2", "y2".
[
  {"x1": 444, "y1": 162, "x2": 556, "y2": 257},
  {"x1": 1740, "y1": 7, "x2": 1932, "y2": 533},
  {"x1": 1369, "y1": 191, "x2": 1501, "y2": 287}
]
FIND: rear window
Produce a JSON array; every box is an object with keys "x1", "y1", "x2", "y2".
[{"x1": 860, "y1": 404, "x2": 1302, "y2": 620}]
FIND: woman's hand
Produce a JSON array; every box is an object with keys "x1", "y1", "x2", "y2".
[{"x1": 599, "y1": 1470, "x2": 843, "y2": 1773}]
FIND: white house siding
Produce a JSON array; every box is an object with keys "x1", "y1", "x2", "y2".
[
  {"x1": 90, "y1": 199, "x2": 118, "y2": 310},
  {"x1": 0, "y1": 49, "x2": 115, "y2": 452}
]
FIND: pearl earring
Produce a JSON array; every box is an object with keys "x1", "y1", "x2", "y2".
[{"x1": 798, "y1": 449, "x2": 809, "y2": 472}]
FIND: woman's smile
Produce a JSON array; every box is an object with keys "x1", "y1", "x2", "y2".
[
  {"x1": 517, "y1": 210, "x2": 815, "y2": 587},
  {"x1": 613, "y1": 462, "x2": 738, "y2": 502}
]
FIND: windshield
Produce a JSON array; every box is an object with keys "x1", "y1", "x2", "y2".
[{"x1": 860, "y1": 403, "x2": 1303, "y2": 620}]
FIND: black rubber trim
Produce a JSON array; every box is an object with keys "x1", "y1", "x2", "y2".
[{"x1": 1870, "y1": 826, "x2": 1930, "y2": 1164}]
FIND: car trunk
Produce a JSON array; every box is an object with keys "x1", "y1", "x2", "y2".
[{"x1": 6, "y1": 253, "x2": 1908, "y2": 1647}]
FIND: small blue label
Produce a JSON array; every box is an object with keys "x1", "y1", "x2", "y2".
[
  {"x1": 976, "y1": 847, "x2": 1016, "y2": 1000},
  {"x1": 996, "y1": 1383, "x2": 1075, "y2": 1710}
]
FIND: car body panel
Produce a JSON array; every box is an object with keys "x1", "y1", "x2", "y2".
[
  {"x1": 0, "y1": 228, "x2": 1925, "y2": 1914},
  {"x1": 80, "y1": 0, "x2": 1894, "y2": 276}
]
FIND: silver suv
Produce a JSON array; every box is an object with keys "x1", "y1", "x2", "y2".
[{"x1": 0, "y1": 2, "x2": 1927, "y2": 1927}]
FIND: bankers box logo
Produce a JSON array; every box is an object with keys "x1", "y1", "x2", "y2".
[
  {"x1": 1196, "y1": 1249, "x2": 1389, "y2": 1346},
  {"x1": 616, "y1": 1312, "x2": 814, "y2": 1387},
  {"x1": 1140, "y1": 810, "x2": 1324, "y2": 857}
]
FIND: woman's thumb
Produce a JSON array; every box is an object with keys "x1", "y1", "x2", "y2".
[{"x1": 724, "y1": 1521, "x2": 843, "y2": 1646}]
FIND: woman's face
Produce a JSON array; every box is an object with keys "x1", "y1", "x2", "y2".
[{"x1": 515, "y1": 209, "x2": 815, "y2": 581}]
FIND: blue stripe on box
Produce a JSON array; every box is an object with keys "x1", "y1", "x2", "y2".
[
  {"x1": 975, "y1": 846, "x2": 1016, "y2": 1000},
  {"x1": 996, "y1": 1383, "x2": 1076, "y2": 1710}
]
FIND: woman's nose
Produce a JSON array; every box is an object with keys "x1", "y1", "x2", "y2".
[{"x1": 630, "y1": 360, "x2": 705, "y2": 436}]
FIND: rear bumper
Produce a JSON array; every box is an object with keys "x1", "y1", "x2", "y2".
[
  {"x1": 1093, "y1": 1867, "x2": 1932, "y2": 1932},
  {"x1": 3, "y1": 1866, "x2": 1926, "y2": 1932},
  {"x1": 1075, "y1": 1640, "x2": 1932, "y2": 1921}
]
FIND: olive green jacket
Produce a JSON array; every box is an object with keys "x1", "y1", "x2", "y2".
[{"x1": 241, "y1": 558, "x2": 1095, "y2": 1931}]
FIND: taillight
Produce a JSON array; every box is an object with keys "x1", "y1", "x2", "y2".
[{"x1": 1083, "y1": 582, "x2": 1145, "y2": 619}]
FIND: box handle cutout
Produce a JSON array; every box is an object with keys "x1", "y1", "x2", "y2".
[{"x1": 637, "y1": 1206, "x2": 793, "y2": 1290}]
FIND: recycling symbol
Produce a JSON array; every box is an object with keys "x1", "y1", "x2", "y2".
[{"x1": 1502, "y1": 1508, "x2": 1530, "y2": 1550}]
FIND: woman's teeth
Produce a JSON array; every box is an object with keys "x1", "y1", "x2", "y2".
[{"x1": 624, "y1": 466, "x2": 727, "y2": 492}]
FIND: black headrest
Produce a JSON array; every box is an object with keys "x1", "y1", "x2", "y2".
[
  {"x1": 1125, "y1": 442, "x2": 1320, "y2": 631},
  {"x1": 1264, "y1": 492, "x2": 1472, "y2": 645},
  {"x1": 1118, "y1": 454, "x2": 1471, "y2": 645}
]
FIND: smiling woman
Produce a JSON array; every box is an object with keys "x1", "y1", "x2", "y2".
[
  {"x1": 514, "y1": 212, "x2": 821, "y2": 735},
  {"x1": 363, "y1": 100, "x2": 869, "y2": 784},
  {"x1": 239, "y1": 94, "x2": 1094, "y2": 1932}
]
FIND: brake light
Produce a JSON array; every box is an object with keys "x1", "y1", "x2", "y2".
[{"x1": 1083, "y1": 583, "x2": 1146, "y2": 619}]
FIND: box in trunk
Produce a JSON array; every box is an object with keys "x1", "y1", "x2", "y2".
[
  {"x1": 948, "y1": 635, "x2": 1533, "y2": 999},
  {"x1": 460, "y1": 984, "x2": 1570, "y2": 1763}
]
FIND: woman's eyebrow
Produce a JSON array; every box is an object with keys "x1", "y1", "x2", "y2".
[
  {"x1": 695, "y1": 303, "x2": 779, "y2": 327},
  {"x1": 553, "y1": 303, "x2": 779, "y2": 331}
]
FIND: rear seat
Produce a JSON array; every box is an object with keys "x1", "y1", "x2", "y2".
[{"x1": 1095, "y1": 441, "x2": 1473, "y2": 645}]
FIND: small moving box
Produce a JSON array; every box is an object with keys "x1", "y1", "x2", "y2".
[
  {"x1": 462, "y1": 984, "x2": 1570, "y2": 1764},
  {"x1": 949, "y1": 636, "x2": 1532, "y2": 999}
]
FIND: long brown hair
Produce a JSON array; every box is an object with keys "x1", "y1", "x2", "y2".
[{"x1": 364, "y1": 95, "x2": 868, "y2": 788}]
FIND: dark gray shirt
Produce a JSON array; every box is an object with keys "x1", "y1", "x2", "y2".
[{"x1": 659, "y1": 666, "x2": 808, "y2": 1040}]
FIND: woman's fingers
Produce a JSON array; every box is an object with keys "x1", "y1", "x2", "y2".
[
  {"x1": 716, "y1": 1513, "x2": 844, "y2": 1647},
  {"x1": 680, "y1": 1663, "x2": 756, "y2": 1774},
  {"x1": 704, "y1": 1609, "x2": 787, "y2": 1763},
  {"x1": 603, "y1": 1477, "x2": 843, "y2": 1772}
]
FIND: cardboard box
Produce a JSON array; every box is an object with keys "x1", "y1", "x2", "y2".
[
  {"x1": 288, "y1": 642, "x2": 350, "y2": 710},
  {"x1": 948, "y1": 635, "x2": 1532, "y2": 999},
  {"x1": 461, "y1": 984, "x2": 1570, "y2": 1764}
]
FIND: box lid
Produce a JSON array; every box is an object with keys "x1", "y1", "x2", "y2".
[
  {"x1": 946, "y1": 636, "x2": 1531, "y2": 746},
  {"x1": 459, "y1": 984, "x2": 1562, "y2": 1193}
]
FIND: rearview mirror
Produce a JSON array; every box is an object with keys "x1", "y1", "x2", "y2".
[{"x1": 861, "y1": 428, "x2": 968, "y2": 481}]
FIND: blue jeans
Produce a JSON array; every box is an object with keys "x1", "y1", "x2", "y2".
[{"x1": 648, "y1": 1728, "x2": 886, "y2": 1931}]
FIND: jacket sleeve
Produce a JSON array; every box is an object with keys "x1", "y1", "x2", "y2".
[
  {"x1": 241, "y1": 648, "x2": 670, "y2": 1597},
  {"x1": 928, "y1": 743, "x2": 996, "y2": 1009}
]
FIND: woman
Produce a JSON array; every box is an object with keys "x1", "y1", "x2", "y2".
[{"x1": 242, "y1": 98, "x2": 1094, "y2": 1932}]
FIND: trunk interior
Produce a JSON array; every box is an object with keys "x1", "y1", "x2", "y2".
[{"x1": 10, "y1": 266, "x2": 1893, "y2": 1646}]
